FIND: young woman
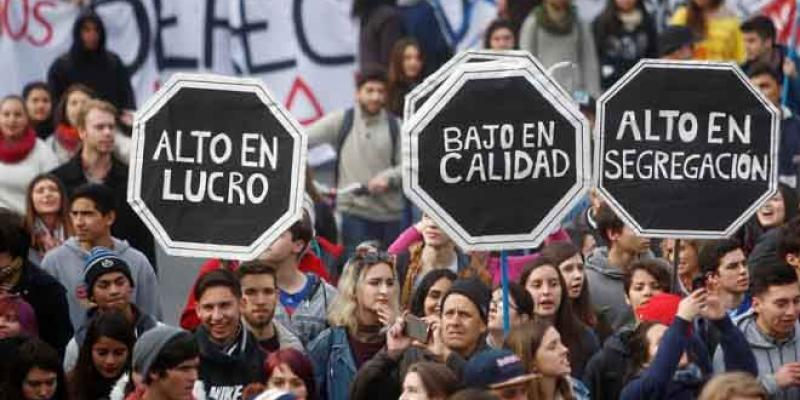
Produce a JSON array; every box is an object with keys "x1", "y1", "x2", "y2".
[
  {"x1": 399, "y1": 362, "x2": 460, "y2": 400},
  {"x1": 739, "y1": 183, "x2": 798, "y2": 255},
  {"x1": 387, "y1": 39, "x2": 424, "y2": 116},
  {"x1": 24, "y1": 174, "x2": 72, "y2": 265},
  {"x1": 486, "y1": 283, "x2": 533, "y2": 349},
  {"x1": 669, "y1": 0, "x2": 744, "y2": 62},
  {"x1": 263, "y1": 348, "x2": 316, "y2": 400},
  {"x1": 505, "y1": 319, "x2": 590, "y2": 400},
  {"x1": 483, "y1": 19, "x2": 517, "y2": 50},
  {"x1": 697, "y1": 372, "x2": 767, "y2": 400},
  {"x1": 48, "y1": 84, "x2": 93, "y2": 164},
  {"x1": 0, "y1": 96, "x2": 57, "y2": 215},
  {"x1": 22, "y1": 82, "x2": 54, "y2": 139},
  {"x1": 0, "y1": 295, "x2": 38, "y2": 339},
  {"x1": 307, "y1": 248, "x2": 399, "y2": 400},
  {"x1": 660, "y1": 239, "x2": 702, "y2": 295},
  {"x1": 67, "y1": 311, "x2": 135, "y2": 400},
  {"x1": 3, "y1": 337, "x2": 65, "y2": 400},
  {"x1": 592, "y1": 0, "x2": 657, "y2": 89},
  {"x1": 408, "y1": 269, "x2": 457, "y2": 318},
  {"x1": 519, "y1": 257, "x2": 600, "y2": 379},
  {"x1": 620, "y1": 289, "x2": 757, "y2": 399}
]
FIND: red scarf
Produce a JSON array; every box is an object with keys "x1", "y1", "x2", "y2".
[
  {"x1": 0, "y1": 127, "x2": 36, "y2": 163},
  {"x1": 55, "y1": 123, "x2": 81, "y2": 152}
]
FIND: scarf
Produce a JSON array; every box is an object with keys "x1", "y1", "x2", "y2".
[
  {"x1": 55, "y1": 123, "x2": 82, "y2": 153},
  {"x1": 618, "y1": 9, "x2": 644, "y2": 32},
  {"x1": 0, "y1": 128, "x2": 36, "y2": 163},
  {"x1": 0, "y1": 257, "x2": 24, "y2": 293},
  {"x1": 536, "y1": 4, "x2": 577, "y2": 35}
]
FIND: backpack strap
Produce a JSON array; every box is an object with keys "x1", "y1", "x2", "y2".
[
  {"x1": 333, "y1": 108, "x2": 355, "y2": 190},
  {"x1": 387, "y1": 112, "x2": 399, "y2": 166}
]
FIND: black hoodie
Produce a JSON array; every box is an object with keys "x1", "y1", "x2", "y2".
[
  {"x1": 195, "y1": 324, "x2": 265, "y2": 400},
  {"x1": 583, "y1": 327, "x2": 633, "y2": 400},
  {"x1": 47, "y1": 10, "x2": 135, "y2": 110}
]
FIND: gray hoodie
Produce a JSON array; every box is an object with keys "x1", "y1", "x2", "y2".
[
  {"x1": 714, "y1": 309, "x2": 800, "y2": 399},
  {"x1": 274, "y1": 273, "x2": 338, "y2": 345},
  {"x1": 41, "y1": 237, "x2": 162, "y2": 330}
]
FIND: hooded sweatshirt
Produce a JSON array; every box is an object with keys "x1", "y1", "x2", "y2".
[
  {"x1": 586, "y1": 246, "x2": 632, "y2": 329},
  {"x1": 195, "y1": 325, "x2": 265, "y2": 400},
  {"x1": 47, "y1": 10, "x2": 135, "y2": 110},
  {"x1": 714, "y1": 309, "x2": 800, "y2": 399},
  {"x1": 41, "y1": 237, "x2": 162, "y2": 330},
  {"x1": 583, "y1": 327, "x2": 633, "y2": 400}
]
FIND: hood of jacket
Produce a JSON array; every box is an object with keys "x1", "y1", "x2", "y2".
[
  {"x1": 75, "y1": 304, "x2": 157, "y2": 345},
  {"x1": 585, "y1": 247, "x2": 625, "y2": 280},
  {"x1": 735, "y1": 308, "x2": 800, "y2": 350},
  {"x1": 63, "y1": 236, "x2": 133, "y2": 259},
  {"x1": 70, "y1": 9, "x2": 107, "y2": 57},
  {"x1": 195, "y1": 324, "x2": 256, "y2": 364}
]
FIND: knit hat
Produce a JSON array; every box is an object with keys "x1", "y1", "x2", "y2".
[
  {"x1": 83, "y1": 247, "x2": 134, "y2": 293},
  {"x1": 462, "y1": 349, "x2": 538, "y2": 389},
  {"x1": 635, "y1": 293, "x2": 682, "y2": 326},
  {"x1": 658, "y1": 26, "x2": 696, "y2": 57},
  {"x1": 441, "y1": 278, "x2": 491, "y2": 323},
  {"x1": 132, "y1": 325, "x2": 185, "y2": 378}
]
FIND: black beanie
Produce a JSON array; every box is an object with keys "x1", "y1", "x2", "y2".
[
  {"x1": 440, "y1": 278, "x2": 491, "y2": 323},
  {"x1": 83, "y1": 247, "x2": 134, "y2": 294}
]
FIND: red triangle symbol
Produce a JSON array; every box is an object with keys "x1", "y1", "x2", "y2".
[{"x1": 285, "y1": 76, "x2": 325, "y2": 126}]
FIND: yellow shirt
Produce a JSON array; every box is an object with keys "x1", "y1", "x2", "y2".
[{"x1": 670, "y1": 6, "x2": 745, "y2": 63}]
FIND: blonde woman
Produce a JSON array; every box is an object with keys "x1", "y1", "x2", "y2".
[
  {"x1": 307, "y1": 247, "x2": 399, "y2": 400},
  {"x1": 698, "y1": 372, "x2": 766, "y2": 400}
]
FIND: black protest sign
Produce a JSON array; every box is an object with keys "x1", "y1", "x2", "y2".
[
  {"x1": 596, "y1": 60, "x2": 779, "y2": 238},
  {"x1": 404, "y1": 60, "x2": 591, "y2": 251},
  {"x1": 129, "y1": 74, "x2": 307, "y2": 259}
]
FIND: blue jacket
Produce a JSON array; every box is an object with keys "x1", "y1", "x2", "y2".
[
  {"x1": 307, "y1": 326, "x2": 358, "y2": 400},
  {"x1": 621, "y1": 316, "x2": 757, "y2": 400}
]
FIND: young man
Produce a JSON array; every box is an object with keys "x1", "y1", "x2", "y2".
[
  {"x1": 779, "y1": 217, "x2": 800, "y2": 279},
  {"x1": 586, "y1": 205, "x2": 660, "y2": 329},
  {"x1": 306, "y1": 66, "x2": 402, "y2": 256},
  {"x1": 699, "y1": 239, "x2": 751, "y2": 317},
  {"x1": 62, "y1": 248, "x2": 161, "y2": 371},
  {"x1": 51, "y1": 99, "x2": 155, "y2": 266},
  {"x1": 714, "y1": 261, "x2": 800, "y2": 399},
  {"x1": 741, "y1": 15, "x2": 799, "y2": 114},
  {"x1": 129, "y1": 325, "x2": 201, "y2": 400},
  {"x1": 263, "y1": 219, "x2": 337, "y2": 345},
  {"x1": 462, "y1": 349, "x2": 539, "y2": 400},
  {"x1": 41, "y1": 183, "x2": 161, "y2": 330},
  {"x1": 236, "y1": 261, "x2": 303, "y2": 352},
  {"x1": 583, "y1": 260, "x2": 669, "y2": 400},
  {"x1": 194, "y1": 269, "x2": 264, "y2": 399},
  {"x1": 0, "y1": 208, "x2": 72, "y2": 358}
]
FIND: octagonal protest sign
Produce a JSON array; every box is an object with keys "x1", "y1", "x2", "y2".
[
  {"x1": 596, "y1": 60, "x2": 780, "y2": 239},
  {"x1": 404, "y1": 60, "x2": 591, "y2": 251},
  {"x1": 128, "y1": 73, "x2": 307, "y2": 259}
]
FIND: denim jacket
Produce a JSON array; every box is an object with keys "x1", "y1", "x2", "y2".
[{"x1": 307, "y1": 326, "x2": 357, "y2": 400}]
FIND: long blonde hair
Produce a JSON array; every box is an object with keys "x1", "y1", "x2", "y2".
[
  {"x1": 698, "y1": 372, "x2": 767, "y2": 400},
  {"x1": 327, "y1": 249, "x2": 400, "y2": 333}
]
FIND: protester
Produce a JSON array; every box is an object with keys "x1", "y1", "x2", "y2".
[
  {"x1": 46, "y1": 10, "x2": 135, "y2": 113},
  {"x1": 353, "y1": 0, "x2": 405, "y2": 71},
  {"x1": 661, "y1": 238, "x2": 702, "y2": 295},
  {"x1": 565, "y1": 188, "x2": 606, "y2": 251},
  {"x1": 306, "y1": 66, "x2": 402, "y2": 257},
  {"x1": 66, "y1": 311, "x2": 134, "y2": 399},
  {"x1": 669, "y1": 0, "x2": 745, "y2": 62},
  {"x1": 740, "y1": 183, "x2": 798, "y2": 259},
  {"x1": 194, "y1": 268, "x2": 265, "y2": 397},
  {"x1": 408, "y1": 269, "x2": 457, "y2": 318},
  {"x1": 519, "y1": 0, "x2": 601, "y2": 95},
  {"x1": 62, "y1": 247, "x2": 161, "y2": 371},
  {"x1": 592, "y1": 0, "x2": 658, "y2": 89},
  {"x1": 123, "y1": 326, "x2": 202, "y2": 400},
  {"x1": 697, "y1": 372, "x2": 767, "y2": 400},
  {"x1": 399, "y1": 361, "x2": 460, "y2": 400},
  {"x1": 387, "y1": 39, "x2": 424, "y2": 115},
  {"x1": 22, "y1": 82, "x2": 54, "y2": 140},
  {"x1": 714, "y1": 261, "x2": 800, "y2": 398},
  {"x1": 740, "y1": 15, "x2": 799, "y2": 113},
  {"x1": 2, "y1": 337, "x2": 65, "y2": 400},
  {"x1": 486, "y1": 283, "x2": 533, "y2": 349},
  {"x1": 519, "y1": 257, "x2": 599, "y2": 378},
  {"x1": 0, "y1": 96, "x2": 58, "y2": 215},
  {"x1": 48, "y1": 84, "x2": 92, "y2": 165},
  {"x1": 582, "y1": 259, "x2": 670, "y2": 400},
  {"x1": 51, "y1": 99, "x2": 155, "y2": 266},
  {"x1": 0, "y1": 208, "x2": 72, "y2": 358},
  {"x1": 697, "y1": 239, "x2": 751, "y2": 318},
  {"x1": 461, "y1": 349, "x2": 538, "y2": 400},
  {"x1": 622, "y1": 288, "x2": 757, "y2": 399},
  {"x1": 243, "y1": 348, "x2": 316, "y2": 400},
  {"x1": 41, "y1": 184, "x2": 161, "y2": 330},
  {"x1": 237, "y1": 261, "x2": 303, "y2": 352},
  {"x1": 0, "y1": 295, "x2": 38, "y2": 339},
  {"x1": 658, "y1": 25, "x2": 696, "y2": 59},
  {"x1": 23, "y1": 173, "x2": 72, "y2": 265},
  {"x1": 308, "y1": 248, "x2": 398, "y2": 400},
  {"x1": 780, "y1": 217, "x2": 800, "y2": 279},
  {"x1": 504, "y1": 319, "x2": 590, "y2": 400},
  {"x1": 483, "y1": 19, "x2": 517, "y2": 50}
]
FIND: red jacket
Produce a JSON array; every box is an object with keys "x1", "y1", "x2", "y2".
[{"x1": 179, "y1": 252, "x2": 331, "y2": 330}]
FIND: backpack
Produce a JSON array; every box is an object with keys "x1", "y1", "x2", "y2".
[{"x1": 332, "y1": 107, "x2": 400, "y2": 189}]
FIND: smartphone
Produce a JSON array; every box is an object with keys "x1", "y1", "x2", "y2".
[
  {"x1": 404, "y1": 314, "x2": 430, "y2": 343},
  {"x1": 692, "y1": 275, "x2": 708, "y2": 291}
]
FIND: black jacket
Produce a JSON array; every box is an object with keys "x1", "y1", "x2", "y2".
[
  {"x1": 592, "y1": 8, "x2": 658, "y2": 90},
  {"x1": 47, "y1": 10, "x2": 135, "y2": 110},
  {"x1": 12, "y1": 259, "x2": 73, "y2": 359},
  {"x1": 51, "y1": 154, "x2": 156, "y2": 268},
  {"x1": 583, "y1": 327, "x2": 633, "y2": 400},
  {"x1": 195, "y1": 325, "x2": 265, "y2": 398}
]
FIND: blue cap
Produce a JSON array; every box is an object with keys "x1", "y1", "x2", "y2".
[{"x1": 462, "y1": 349, "x2": 537, "y2": 389}]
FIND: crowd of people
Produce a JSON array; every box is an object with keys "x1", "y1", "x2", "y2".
[{"x1": 1, "y1": 0, "x2": 800, "y2": 399}]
